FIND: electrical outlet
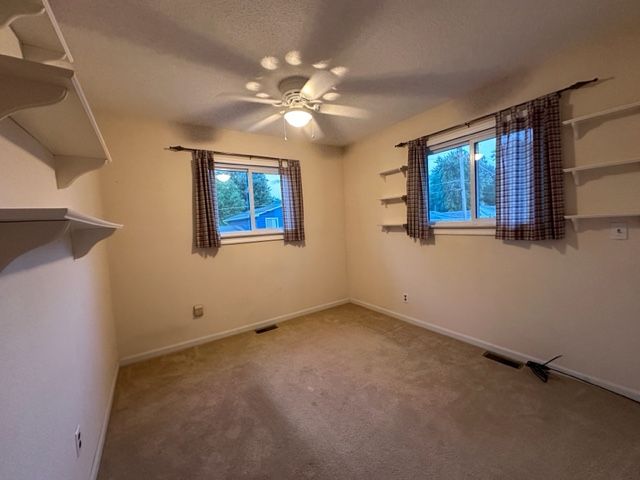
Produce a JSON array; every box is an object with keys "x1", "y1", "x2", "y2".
[
  {"x1": 74, "y1": 425, "x2": 82, "y2": 458},
  {"x1": 193, "y1": 304, "x2": 204, "y2": 318},
  {"x1": 402, "y1": 293, "x2": 409, "y2": 303},
  {"x1": 610, "y1": 222, "x2": 628, "y2": 240}
]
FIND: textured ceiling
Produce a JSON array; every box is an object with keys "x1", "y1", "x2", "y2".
[{"x1": 50, "y1": 0, "x2": 640, "y2": 146}]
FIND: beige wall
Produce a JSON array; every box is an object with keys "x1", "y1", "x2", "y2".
[
  {"x1": 0, "y1": 119, "x2": 118, "y2": 480},
  {"x1": 343, "y1": 27, "x2": 640, "y2": 399},
  {"x1": 97, "y1": 115, "x2": 349, "y2": 361}
]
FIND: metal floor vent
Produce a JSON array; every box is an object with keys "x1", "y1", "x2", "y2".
[
  {"x1": 255, "y1": 324, "x2": 278, "y2": 334},
  {"x1": 483, "y1": 351, "x2": 523, "y2": 369}
]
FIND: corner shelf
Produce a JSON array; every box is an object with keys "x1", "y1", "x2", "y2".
[
  {"x1": 379, "y1": 166, "x2": 408, "y2": 176},
  {"x1": 0, "y1": 1, "x2": 111, "y2": 188},
  {"x1": 563, "y1": 157, "x2": 640, "y2": 185},
  {"x1": 0, "y1": 208, "x2": 122, "y2": 272},
  {"x1": 379, "y1": 194, "x2": 407, "y2": 203},
  {"x1": 562, "y1": 100, "x2": 640, "y2": 139},
  {"x1": 564, "y1": 212, "x2": 640, "y2": 230}
]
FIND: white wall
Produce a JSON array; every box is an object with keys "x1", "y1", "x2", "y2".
[
  {"x1": 0, "y1": 119, "x2": 118, "y2": 480},
  {"x1": 96, "y1": 115, "x2": 349, "y2": 361},
  {"x1": 343, "y1": 27, "x2": 640, "y2": 399}
]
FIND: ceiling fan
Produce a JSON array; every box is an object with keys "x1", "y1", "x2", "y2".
[{"x1": 223, "y1": 71, "x2": 368, "y2": 138}]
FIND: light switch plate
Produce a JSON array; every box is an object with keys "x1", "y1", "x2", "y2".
[{"x1": 610, "y1": 222, "x2": 628, "y2": 240}]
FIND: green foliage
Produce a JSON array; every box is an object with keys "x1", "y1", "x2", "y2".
[
  {"x1": 428, "y1": 147, "x2": 471, "y2": 213},
  {"x1": 215, "y1": 171, "x2": 248, "y2": 221},
  {"x1": 428, "y1": 144, "x2": 496, "y2": 214},
  {"x1": 252, "y1": 173, "x2": 276, "y2": 208},
  {"x1": 214, "y1": 171, "x2": 279, "y2": 223}
]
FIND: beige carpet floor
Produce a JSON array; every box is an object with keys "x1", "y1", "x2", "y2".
[{"x1": 98, "y1": 304, "x2": 640, "y2": 479}]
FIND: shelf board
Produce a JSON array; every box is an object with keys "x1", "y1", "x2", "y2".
[
  {"x1": 562, "y1": 100, "x2": 640, "y2": 139},
  {"x1": 0, "y1": 208, "x2": 122, "y2": 272},
  {"x1": 565, "y1": 212, "x2": 640, "y2": 230},
  {"x1": 379, "y1": 166, "x2": 408, "y2": 176},
  {"x1": 378, "y1": 223, "x2": 407, "y2": 231},
  {"x1": 563, "y1": 157, "x2": 640, "y2": 185},
  {"x1": 0, "y1": 53, "x2": 112, "y2": 187},
  {"x1": 379, "y1": 194, "x2": 407, "y2": 203}
]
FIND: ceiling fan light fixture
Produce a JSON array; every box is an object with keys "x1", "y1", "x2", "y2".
[{"x1": 284, "y1": 108, "x2": 312, "y2": 128}]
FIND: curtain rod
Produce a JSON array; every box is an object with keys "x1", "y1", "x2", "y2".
[
  {"x1": 165, "y1": 145, "x2": 297, "y2": 163},
  {"x1": 394, "y1": 78, "x2": 598, "y2": 148}
]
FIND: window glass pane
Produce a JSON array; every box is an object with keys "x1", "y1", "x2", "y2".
[
  {"x1": 475, "y1": 137, "x2": 496, "y2": 219},
  {"x1": 252, "y1": 171, "x2": 282, "y2": 230},
  {"x1": 427, "y1": 144, "x2": 471, "y2": 222},
  {"x1": 215, "y1": 169, "x2": 251, "y2": 233}
]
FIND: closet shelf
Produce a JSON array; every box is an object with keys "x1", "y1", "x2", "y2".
[
  {"x1": 0, "y1": 0, "x2": 111, "y2": 189},
  {"x1": 564, "y1": 212, "x2": 640, "y2": 230},
  {"x1": 379, "y1": 166, "x2": 408, "y2": 176},
  {"x1": 562, "y1": 100, "x2": 640, "y2": 139},
  {"x1": 379, "y1": 194, "x2": 407, "y2": 203},
  {"x1": 0, "y1": 54, "x2": 112, "y2": 188},
  {"x1": 563, "y1": 157, "x2": 640, "y2": 185},
  {"x1": 0, "y1": 208, "x2": 122, "y2": 272}
]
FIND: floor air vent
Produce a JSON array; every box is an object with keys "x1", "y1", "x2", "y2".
[
  {"x1": 255, "y1": 324, "x2": 278, "y2": 334},
  {"x1": 483, "y1": 351, "x2": 523, "y2": 369}
]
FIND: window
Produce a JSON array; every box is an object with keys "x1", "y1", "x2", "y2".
[
  {"x1": 427, "y1": 131, "x2": 496, "y2": 226},
  {"x1": 214, "y1": 163, "x2": 283, "y2": 237}
]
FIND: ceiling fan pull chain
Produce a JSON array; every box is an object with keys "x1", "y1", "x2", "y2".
[{"x1": 283, "y1": 117, "x2": 288, "y2": 141}]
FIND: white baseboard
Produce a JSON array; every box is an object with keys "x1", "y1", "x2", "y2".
[
  {"x1": 119, "y1": 298, "x2": 350, "y2": 366},
  {"x1": 350, "y1": 298, "x2": 640, "y2": 403},
  {"x1": 89, "y1": 363, "x2": 119, "y2": 480}
]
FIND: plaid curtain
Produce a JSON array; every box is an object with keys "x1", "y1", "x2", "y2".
[
  {"x1": 406, "y1": 138, "x2": 430, "y2": 240},
  {"x1": 279, "y1": 159, "x2": 305, "y2": 242},
  {"x1": 192, "y1": 150, "x2": 221, "y2": 248},
  {"x1": 495, "y1": 93, "x2": 565, "y2": 240}
]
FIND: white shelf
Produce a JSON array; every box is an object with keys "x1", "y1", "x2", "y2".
[
  {"x1": 0, "y1": 1, "x2": 110, "y2": 188},
  {"x1": 562, "y1": 100, "x2": 640, "y2": 139},
  {"x1": 0, "y1": 208, "x2": 122, "y2": 272},
  {"x1": 379, "y1": 194, "x2": 407, "y2": 203},
  {"x1": 563, "y1": 157, "x2": 640, "y2": 185},
  {"x1": 564, "y1": 212, "x2": 640, "y2": 230},
  {"x1": 378, "y1": 223, "x2": 407, "y2": 231},
  {"x1": 379, "y1": 166, "x2": 408, "y2": 176}
]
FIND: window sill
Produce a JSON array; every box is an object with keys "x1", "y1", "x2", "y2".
[
  {"x1": 220, "y1": 233, "x2": 284, "y2": 245},
  {"x1": 431, "y1": 224, "x2": 496, "y2": 236}
]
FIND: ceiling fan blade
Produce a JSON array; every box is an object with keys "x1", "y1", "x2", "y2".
[
  {"x1": 301, "y1": 71, "x2": 339, "y2": 100},
  {"x1": 319, "y1": 104, "x2": 369, "y2": 119},
  {"x1": 218, "y1": 94, "x2": 280, "y2": 105},
  {"x1": 247, "y1": 113, "x2": 282, "y2": 132}
]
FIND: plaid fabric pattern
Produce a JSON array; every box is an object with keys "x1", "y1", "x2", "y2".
[
  {"x1": 495, "y1": 93, "x2": 565, "y2": 240},
  {"x1": 406, "y1": 138, "x2": 430, "y2": 240},
  {"x1": 192, "y1": 150, "x2": 221, "y2": 248},
  {"x1": 279, "y1": 159, "x2": 305, "y2": 242}
]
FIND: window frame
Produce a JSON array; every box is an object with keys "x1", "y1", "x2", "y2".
[
  {"x1": 426, "y1": 129, "x2": 496, "y2": 230},
  {"x1": 213, "y1": 157, "x2": 284, "y2": 243}
]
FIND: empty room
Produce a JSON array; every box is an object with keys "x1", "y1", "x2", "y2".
[{"x1": 2, "y1": 1, "x2": 640, "y2": 479}]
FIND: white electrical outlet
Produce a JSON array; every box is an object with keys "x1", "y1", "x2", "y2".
[
  {"x1": 193, "y1": 304, "x2": 204, "y2": 318},
  {"x1": 402, "y1": 293, "x2": 409, "y2": 303},
  {"x1": 74, "y1": 425, "x2": 82, "y2": 458},
  {"x1": 610, "y1": 222, "x2": 628, "y2": 240}
]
